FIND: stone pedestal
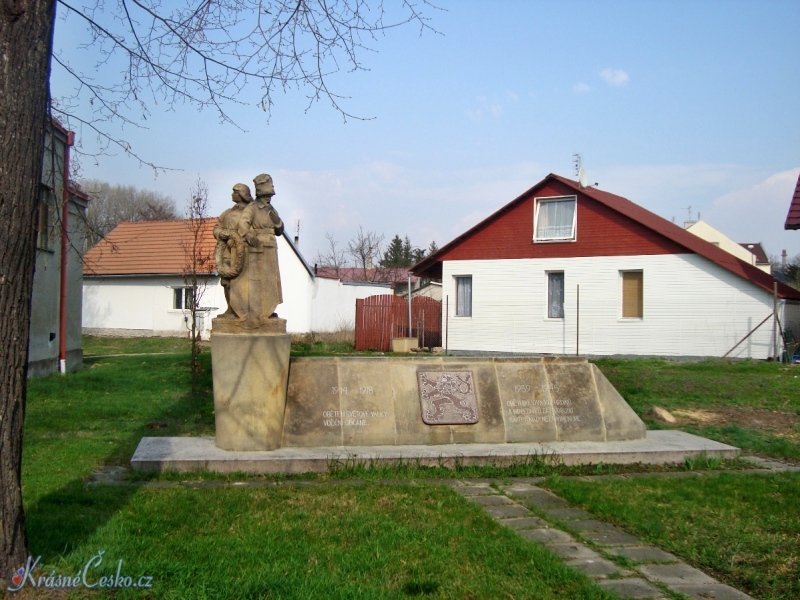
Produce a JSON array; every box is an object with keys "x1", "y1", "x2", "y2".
[
  {"x1": 391, "y1": 337, "x2": 419, "y2": 353},
  {"x1": 211, "y1": 329, "x2": 290, "y2": 451}
]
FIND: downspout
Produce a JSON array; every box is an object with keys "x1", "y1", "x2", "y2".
[{"x1": 59, "y1": 130, "x2": 74, "y2": 374}]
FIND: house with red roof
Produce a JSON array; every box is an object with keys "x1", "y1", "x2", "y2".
[
  {"x1": 786, "y1": 172, "x2": 800, "y2": 230},
  {"x1": 83, "y1": 219, "x2": 390, "y2": 338},
  {"x1": 412, "y1": 174, "x2": 800, "y2": 359}
]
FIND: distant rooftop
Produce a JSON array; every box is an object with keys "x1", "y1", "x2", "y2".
[{"x1": 84, "y1": 219, "x2": 217, "y2": 276}]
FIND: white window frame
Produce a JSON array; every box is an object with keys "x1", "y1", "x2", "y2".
[
  {"x1": 454, "y1": 275, "x2": 472, "y2": 317},
  {"x1": 546, "y1": 271, "x2": 565, "y2": 319},
  {"x1": 173, "y1": 287, "x2": 195, "y2": 311},
  {"x1": 533, "y1": 195, "x2": 577, "y2": 242}
]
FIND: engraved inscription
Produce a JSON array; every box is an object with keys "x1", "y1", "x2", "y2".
[
  {"x1": 505, "y1": 397, "x2": 580, "y2": 424},
  {"x1": 417, "y1": 370, "x2": 479, "y2": 425},
  {"x1": 321, "y1": 410, "x2": 388, "y2": 428}
]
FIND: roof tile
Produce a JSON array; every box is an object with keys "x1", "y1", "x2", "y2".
[
  {"x1": 84, "y1": 219, "x2": 218, "y2": 275},
  {"x1": 786, "y1": 172, "x2": 800, "y2": 230}
]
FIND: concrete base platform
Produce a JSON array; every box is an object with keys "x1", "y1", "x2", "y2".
[{"x1": 131, "y1": 430, "x2": 739, "y2": 475}]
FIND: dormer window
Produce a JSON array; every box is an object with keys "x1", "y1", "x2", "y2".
[{"x1": 533, "y1": 196, "x2": 577, "y2": 242}]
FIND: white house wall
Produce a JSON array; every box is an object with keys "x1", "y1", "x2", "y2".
[
  {"x1": 275, "y1": 236, "x2": 313, "y2": 332},
  {"x1": 442, "y1": 254, "x2": 778, "y2": 359},
  {"x1": 310, "y1": 280, "x2": 393, "y2": 332},
  {"x1": 83, "y1": 275, "x2": 225, "y2": 338}
]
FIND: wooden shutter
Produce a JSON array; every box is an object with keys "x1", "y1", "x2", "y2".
[{"x1": 622, "y1": 271, "x2": 643, "y2": 318}]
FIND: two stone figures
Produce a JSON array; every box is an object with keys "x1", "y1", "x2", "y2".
[
  {"x1": 211, "y1": 173, "x2": 292, "y2": 451},
  {"x1": 213, "y1": 173, "x2": 285, "y2": 333}
]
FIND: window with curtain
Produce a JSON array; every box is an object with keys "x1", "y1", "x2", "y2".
[
  {"x1": 534, "y1": 196, "x2": 577, "y2": 241},
  {"x1": 547, "y1": 272, "x2": 564, "y2": 318},
  {"x1": 455, "y1": 276, "x2": 472, "y2": 317},
  {"x1": 173, "y1": 287, "x2": 195, "y2": 310},
  {"x1": 621, "y1": 271, "x2": 643, "y2": 318}
]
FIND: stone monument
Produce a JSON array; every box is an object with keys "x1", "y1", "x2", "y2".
[
  {"x1": 208, "y1": 174, "x2": 646, "y2": 455},
  {"x1": 211, "y1": 174, "x2": 291, "y2": 451}
]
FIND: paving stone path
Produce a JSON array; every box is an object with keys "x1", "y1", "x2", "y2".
[{"x1": 449, "y1": 478, "x2": 755, "y2": 600}]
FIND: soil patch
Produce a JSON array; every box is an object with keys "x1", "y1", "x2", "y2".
[{"x1": 672, "y1": 407, "x2": 799, "y2": 436}]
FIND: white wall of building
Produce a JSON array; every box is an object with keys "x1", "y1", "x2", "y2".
[
  {"x1": 442, "y1": 254, "x2": 779, "y2": 358},
  {"x1": 83, "y1": 234, "x2": 394, "y2": 337},
  {"x1": 686, "y1": 221, "x2": 770, "y2": 273},
  {"x1": 275, "y1": 235, "x2": 314, "y2": 332},
  {"x1": 83, "y1": 275, "x2": 225, "y2": 339},
  {"x1": 311, "y1": 279, "x2": 393, "y2": 332}
]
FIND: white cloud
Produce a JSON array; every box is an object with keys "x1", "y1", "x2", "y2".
[
  {"x1": 703, "y1": 168, "x2": 800, "y2": 255},
  {"x1": 466, "y1": 96, "x2": 504, "y2": 120},
  {"x1": 599, "y1": 68, "x2": 629, "y2": 86},
  {"x1": 595, "y1": 164, "x2": 800, "y2": 257},
  {"x1": 573, "y1": 82, "x2": 591, "y2": 93},
  {"x1": 505, "y1": 90, "x2": 520, "y2": 102}
]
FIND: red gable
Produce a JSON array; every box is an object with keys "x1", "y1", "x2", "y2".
[
  {"x1": 413, "y1": 174, "x2": 800, "y2": 300},
  {"x1": 786, "y1": 172, "x2": 800, "y2": 230}
]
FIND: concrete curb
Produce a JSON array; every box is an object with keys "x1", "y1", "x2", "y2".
[{"x1": 131, "y1": 430, "x2": 738, "y2": 474}]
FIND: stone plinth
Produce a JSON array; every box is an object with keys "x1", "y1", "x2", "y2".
[
  {"x1": 391, "y1": 337, "x2": 419, "y2": 353},
  {"x1": 281, "y1": 356, "x2": 646, "y2": 448},
  {"x1": 212, "y1": 330, "x2": 290, "y2": 451}
]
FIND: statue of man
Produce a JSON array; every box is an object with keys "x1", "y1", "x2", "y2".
[
  {"x1": 237, "y1": 173, "x2": 284, "y2": 328},
  {"x1": 213, "y1": 183, "x2": 253, "y2": 319}
]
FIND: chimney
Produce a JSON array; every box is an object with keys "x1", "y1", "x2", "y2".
[{"x1": 366, "y1": 256, "x2": 373, "y2": 270}]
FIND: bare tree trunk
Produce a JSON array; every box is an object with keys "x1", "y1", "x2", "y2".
[{"x1": 0, "y1": 0, "x2": 57, "y2": 585}]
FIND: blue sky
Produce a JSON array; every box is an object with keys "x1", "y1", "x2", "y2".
[{"x1": 53, "y1": 0, "x2": 800, "y2": 263}]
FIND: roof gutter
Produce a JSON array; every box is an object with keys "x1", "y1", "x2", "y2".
[{"x1": 59, "y1": 129, "x2": 74, "y2": 374}]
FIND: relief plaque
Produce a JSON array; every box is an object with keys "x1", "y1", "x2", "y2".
[{"x1": 417, "y1": 370, "x2": 479, "y2": 425}]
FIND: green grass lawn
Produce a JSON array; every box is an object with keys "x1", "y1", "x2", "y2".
[
  {"x1": 18, "y1": 339, "x2": 799, "y2": 598},
  {"x1": 22, "y1": 340, "x2": 613, "y2": 599},
  {"x1": 594, "y1": 357, "x2": 800, "y2": 461},
  {"x1": 542, "y1": 472, "x2": 800, "y2": 600}
]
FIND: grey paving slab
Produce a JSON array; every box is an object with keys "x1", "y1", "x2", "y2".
[
  {"x1": 670, "y1": 583, "x2": 755, "y2": 600},
  {"x1": 563, "y1": 519, "x2": 622, "y2": 532},
  {"x1": 130, "y1": 431, "x2": 740, "y2": 474},
  {"x1": 566, "y1": 557, "x2": 625, "y2": 579},
  {"x1": 582, "y1": 531, "x2": 642, "y2": 546},
  {"x1": 517, "y1": 489, "x2": 570, "y2": 509},
  {"x1": 638, "y1": 563, "x2": 717, "y2": 585},
  {"x1": 544, "y1": 507, "x2": 596, "y2": 520},
  {"x1": 466, "y1": 494, "x2": 515, "y2": 506},
  {"x1": 484, "y1": 505, "x2": 531, "y2": 519},
  {"x1": 501, "y1": 516, "x2": 549, "y2": 530},
  {"x1": 546, "y1": 543, "x2": 603, "y2": 561},
  {"x1": 519, "y1": 528, "x2": 576, "y2": 544},
  {"x1": 598, "y1": 578, "x2": 666, "y2": 599},
  {"x1": 452, "y1": 485, "x2": 496, "y2": 496},
  {"x1": 499, "y1": 483, "x2": 540, "y2": 493},
  {"x1": 605, "y1": 546, "x2": 680, "y2": 564}
]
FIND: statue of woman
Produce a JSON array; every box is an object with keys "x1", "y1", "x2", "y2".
[{"x1": 213, "y1": 183, "x2": 253, "y2": 320}]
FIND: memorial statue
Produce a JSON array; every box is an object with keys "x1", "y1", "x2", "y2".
[
  {"x1": 213, "y1": 173, "x2": 285, "y2": 331},
  {"x1": 213, "y1": 183, "x2": 252, "y2": 320}
]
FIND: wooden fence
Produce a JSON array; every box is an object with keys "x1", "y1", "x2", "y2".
[{"x1": 355, "y1": 295, "x2": 442, "y2": 351}]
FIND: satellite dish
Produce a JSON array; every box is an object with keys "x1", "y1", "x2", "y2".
[{"x1": 578, "y1": 167, "x2": 588, "y2": 188}]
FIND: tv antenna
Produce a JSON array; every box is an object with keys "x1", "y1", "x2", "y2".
[{"x1": 573, "y1": 153, "x2": 593, "y2": 188}]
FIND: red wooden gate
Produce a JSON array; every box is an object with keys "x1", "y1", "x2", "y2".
[{"x1": 355, "y1": 295, "x2": 442, "y2": 351}]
